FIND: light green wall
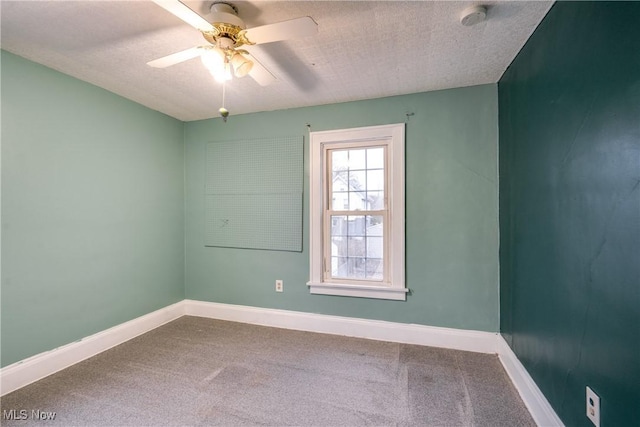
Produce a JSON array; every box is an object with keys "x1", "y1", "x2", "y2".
[
  {"x1": 1, "y1": 50, "x2": 499, "y2": 369},
  {"x1": 185, "y1": 84, "x2": 499, "y2": 331},
  {"x1": 0, "y1": 51, "x2": 185, "y2": 367}
]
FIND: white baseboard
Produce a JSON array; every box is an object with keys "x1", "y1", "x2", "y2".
[
  {"x1": 184, "y1": 299, "x2": 499, "y2": 354},
  {"x1": 498, "y1": 336, "x2": 564, "y2": 427},
  {"x1": 1, "y1": 298, "x2": 563, "y2": 427},
  {"x1": 0, "y1": 301, "x2": 185, "y2": 396}
]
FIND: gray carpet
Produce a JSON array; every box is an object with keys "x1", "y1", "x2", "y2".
[{"x1": 1, "y1": 316, "x2": 535, "y2": 426}]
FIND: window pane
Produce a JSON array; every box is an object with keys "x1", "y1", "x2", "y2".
[
  {"x1": 367, "y1": 147, "x2": 384, "y2": 169},
  {"x1": 332, "y1": 192, "x2": 349, "y2": 210},
  {"x1": 347, "y1": 215, "x2": 366, "y2": 236},
  {"x1": 366, "y1": 215, "x2": 384, "y2": 232},
  {"x1": 332, "y1": 171, "x2": 348, "y2": 190},
  {"x1": 365, "y1": 258, "x2": 383, "y2": 280},
  {"x1": 331, "y1": 238, "x2": 341, "y2": 256},
  {"x1": 331, "y1": 216, "x2": 347, "y2": 244},
  {"x1": 331, "y1": 256, "x2": 347, "y2": 277},
  {"x1": 365, "y1": 236, "x2": 383, "y2": 258},
  {"x1": 367, "y1": 169, "x2": 384, "y2": 191},
  {"x1": 347, "y1": 236, "x2": 365, "y2": 257},
  {"x1": 348, "y1": 149, "x2": 366, "y2": 170},
  {"x1": 332, "y1": 150, "x2": 348, "y2": 169},
  {"x1": 349, "y1": 170, "x2": 365, "y2": 189},
  {"x1": 367, "y1": 191, "x2": 384, "y2": 210},
  {"x1": 347, "y1": 257, "x2": 365, "y2": 279}
]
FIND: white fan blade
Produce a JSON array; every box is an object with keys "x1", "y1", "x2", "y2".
[
  {"x1": 151, "y1": 0, "x2": 212, "y2": 32},
  {"x1": 244, "y1": 16, "x2": 317, "y2": 45},
  {"x1": 147, "y1": 46, "x2": 201, "y2": 68},
  {"x1": 246, "y1": 53, "x2": 276, "y2": 86}
]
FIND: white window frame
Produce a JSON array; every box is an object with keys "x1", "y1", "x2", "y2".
[{"x1": 308, "y1": 123, "x2": 406, "y2": 301}]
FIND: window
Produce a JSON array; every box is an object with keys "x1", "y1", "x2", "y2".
[{"x1": 308, "y1": 123, "x2": 406, "y2": 300}]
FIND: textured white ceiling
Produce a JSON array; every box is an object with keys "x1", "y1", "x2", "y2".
[{"x1": 0, "y1": 1, "x2": 553, "y2": 122}]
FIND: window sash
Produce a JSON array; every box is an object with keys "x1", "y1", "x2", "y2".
[{"x1": 323, "y1": 144, "x2": 390, "y2": 285}]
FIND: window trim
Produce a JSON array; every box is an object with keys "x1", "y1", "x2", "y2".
[{"x1": 308, "y1": 123, "x2": 406, "y2": 301}]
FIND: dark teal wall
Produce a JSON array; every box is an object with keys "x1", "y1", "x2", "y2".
[{"x1": 499, "y1": 2, "x2": 640, "y2": 427}]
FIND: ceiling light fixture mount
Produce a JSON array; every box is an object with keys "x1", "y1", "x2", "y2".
[{"x1": 460, "y1": 5, "x2": 487, "y2": 26}]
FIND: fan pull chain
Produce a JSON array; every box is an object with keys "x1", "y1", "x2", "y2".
[{"x1": 219, "y1": 82, "x2": 229, "y2": 123}]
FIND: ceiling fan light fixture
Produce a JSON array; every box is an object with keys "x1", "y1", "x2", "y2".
[
  {"x1": 201, "y1": 47, "x2": 230, "y2": 82},
  {"x1": 230, "y1": 52, "x2": 253, "y2": 77},
  {"x1": 201, "y1": 47, "x2": 224, "y2": 70}
]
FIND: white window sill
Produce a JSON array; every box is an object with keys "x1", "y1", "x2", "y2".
[{"x1": 307, "y1": 282, "x2": 408, "y2": 301}]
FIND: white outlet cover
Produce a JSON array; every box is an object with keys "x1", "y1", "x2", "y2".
[{"x1": 586, "y1": 386, "x2": 600, "y2": 427}]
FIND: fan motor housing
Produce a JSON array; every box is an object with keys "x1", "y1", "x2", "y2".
[{"x1": 202, "y1": 2, "x2": 247, "y2": 46}]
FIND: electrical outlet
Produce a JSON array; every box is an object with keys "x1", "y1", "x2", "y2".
[
  {"x1": 275, "y1": 280, "x2": 283, "y2": 292},
  {"x1": 586, "y1": 386, "x2": 600, "y2": 427}
]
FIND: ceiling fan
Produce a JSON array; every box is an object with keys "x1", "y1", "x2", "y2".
[{"x1": 148, "y1": 0, "x2": 318, "y2": 86}]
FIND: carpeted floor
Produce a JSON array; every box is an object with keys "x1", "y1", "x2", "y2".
[{"x1": 1, "y1": 316, "x2": 535, "y2": 426}]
